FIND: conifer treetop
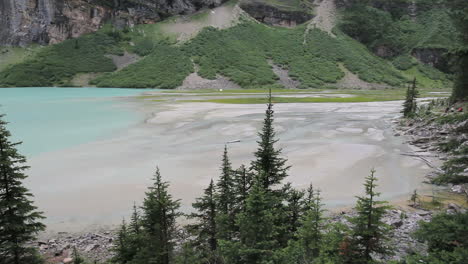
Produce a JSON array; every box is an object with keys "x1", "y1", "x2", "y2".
[{"x1": 0, "y1": 114, "x2": 45, "y2": 264}]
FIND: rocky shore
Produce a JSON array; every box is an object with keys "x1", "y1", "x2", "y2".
[
  {"x1": 394, "y1": 111, "x2": 468, "y2": 197},
  {"x1": 36, "y1": 207, "x2": 438, "y2": 263},
  {"x1": 34, "y1": 231, "x2": 116, "y2": 263}
]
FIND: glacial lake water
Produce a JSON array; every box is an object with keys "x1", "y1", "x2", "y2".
[
  {"x1": 0, "y1": 88, "x2": 153, "y2": 157},
  {"x1": 0, "y1": 88, "x2": 433, "y2": 232}
]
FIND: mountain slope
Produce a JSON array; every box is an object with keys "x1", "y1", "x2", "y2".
[{"x1": 0, "y1": 1, "x2": 453, "y2": 89}]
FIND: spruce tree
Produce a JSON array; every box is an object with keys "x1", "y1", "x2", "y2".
[
  {"x1": 402, "y1": 78, "x2": 419, "y2": 117},
  {"x1": 187, "y1": 179, "x2": 219, "y2": 262},
  {"x1": 112, "y1": 219, "x2": 132, "y2": 264},
  {"x1": 137, "y1": 167, "x2": 181, "y2": 264},
  {"x1": 410, "y1": 189, "x2": 419, "y2": 208},
  {"x1": 284, "y1": 185, "x2": 305, "y2": 237},
  {"x1": 232, "y1": 165, "x2": 252, "y2": 214},
  {"x1": 130, "y1": 203, "x2": 141, "y2": 235},
  {"x1": 348, "y1": 169, "x2": 392, "y2": 263},
  {"x1": 215, "y1": 145, "x2": 236, "y2": 240},
  {"x1": 298, "y1": 188, "x2": 325, "y2": 261},
  {"x1": 0, "y1": 114, "x2": 45, "y2": 264},
  {"x1": 250, "y1": 89, "x2": 290, "y2": 190},
  {"x1": 449, "y1": 0, "x2": 468, "y2": 100},
  {"x1": 127, "y1": 204, "x2": 142, "y2": 262},
  {"x1": 235, "y1": 176, "x2": 277, "y2": 263}
]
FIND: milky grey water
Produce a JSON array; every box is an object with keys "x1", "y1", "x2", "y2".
[{"x1": 21, "y1": 99, "x2": 431, "y2": 232}]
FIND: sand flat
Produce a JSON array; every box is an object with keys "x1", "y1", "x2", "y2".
[{"x1": 26, "y1": 100, "x2": 431, "y2": 231}]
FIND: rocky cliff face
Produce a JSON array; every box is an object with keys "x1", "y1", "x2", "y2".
[
  {"x1": 0, "y1": 0, "x2": 227, "y2": 46},
  {"x1": 412, "y1": 48, "x2": 451, "y2": 73},
  {"x1": 239, "y1": 0, "x2": 313, "y2": 27}
]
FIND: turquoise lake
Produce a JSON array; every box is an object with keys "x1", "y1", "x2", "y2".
[{"x1": 0, "y1": 88, "x2": 154, "y2": 157}]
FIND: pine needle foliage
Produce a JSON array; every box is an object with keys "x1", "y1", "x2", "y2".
[
  {"x1": 402, "y1": 78, "x2": 419, "y2": 117},
  {"x1": 250, "y1": 90, "x2": 290, "y2": 190},
  {"x1": 187, "y1": 179, "x2": 219, "y2": 263},
  {"x1": 0, "y1": 114, "x2": 45, "y2": 264},
  {"x1": 346, "y1": 169, "x2": 392, "y2": 263}
]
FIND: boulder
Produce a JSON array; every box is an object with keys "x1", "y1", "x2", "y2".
[
  {"x1": 85, "y1": 243, "x2": 100, "y2": 252},
  {"x1": 447, "y1": 203, "x2": 462, "y2": 213},
  {"x1": 451, "y1": 185, "x2": 464, "y2": 193}
]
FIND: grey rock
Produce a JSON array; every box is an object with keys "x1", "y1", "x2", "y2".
[
  {"x1": 0, "y1": 0, "x2": 229, "y2": 46},
  {"x1": 85, "y1": 243, "x2": 100, "y2": 252},
  {"x1": 448, "y1": 203, "x2": 462, "y2": 213},
  {"x1": 451, "y1": 185, "x2": 464, "y2": 193},
  {"x1": 239, "y1": 0, "x2": 314, "y2": 27}
]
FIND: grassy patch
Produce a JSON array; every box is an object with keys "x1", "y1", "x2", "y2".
[
  {"x1": 402, "y1": 66, "x2": 452, "y2": 89},
  {"x1": 179, "y1": 96, "x2": 401, "y2": 104},
  {"x1": 249, "y1": 0, "x2": 310, "y2": 12},
  {"x1": 0, "y1": 46, "x2": 42, "y2": 72}
]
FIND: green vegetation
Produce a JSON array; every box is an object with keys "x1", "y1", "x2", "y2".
[
  {"x1": 0, "y1": 46, "x2": 42, "y2": 72},
  {"x1": 112, "y1": 168, "x2": 181, "y2": 264},
  {"x1": 0, "y1": 10, "x2": 451, "y2": 89},
  {"x1": 448, "y1": 0, "x2": 468, "y2": 101},
  {"x1": 408, "y1": 99, "x2": 468, "y2": 185},
  {"x1": 180, "y1": 96, "x2": 401, "y2": 104},
  {"x1": 345, "y1": 169, "x2": 392, "y2": 263},
  {"x1": 91, "y1": 42, "x2": 193, "y2": 88},
  {"x1": 0, "y1": 31, "x2": 122, "y2": 87},
  {"x1": 184, "y1": 22, "x2": 408, "y2": 88},
  {"x1": 0, "y1": 114, "x2": 45, "y2": 264},
  {"x1": 339, "y1": 0, "x2": 460, "y2": 59},
  {"x1": 248, "y1": 0, "x2": 313, "y2": 12},
  {"x1": 402, "y1": 78, "x2": 419, "y2": 117},
  {"x1": 183, "y1": 24, "x2": 278, "y2": 88},
  {"x1": 405, "y1": 212, "x2": 468, "y2": 264},
  {"x1": 436, "y1": 113, "x2": 468, "y2": 124}
]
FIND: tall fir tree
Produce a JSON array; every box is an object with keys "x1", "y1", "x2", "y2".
[
  {"x1": 283, "y1": 185, "x2": 305, "y2": 239},
  {"x1": 215, "y1": 145, "x2": 236, "y2": 241},
  {"x1": 0, "y1": 114, "x2": 45, "y2": 264},
  {"x1": 130, "y1": 203, "x2": 141, "y2": 235},
  {"x1": 187, "y1": 179, "x2": 219, "y2": 263},
  {"x1": 135, "y1": 167, "x2": 181, "y2": 264},
  {"x1": 112, "y1": 219, "x2": 133, "y2": 264},
  {"x1": 449, "y1": 0, "x2": 468, "y2": 100},
  {"x1": 250, "y1": 89, "x2": 290, "y2": 190},
  {"x1": 347, "y1": 169, "x2": 392, "y2": 264},
  {"x1": 402, "y1": 78, "x2": 419, "y2": 117},
  {"x1": 127, "y1": 203, "x2": 143, "y2": 262},
  {"x1": 232, "y1": 165, "x2": 252, "y2": 214},
  {"x1": 298, "y1": 187, "x2": 325, "y2": 261},
  {"x1": 234, "y1": 176, "x2": 277, "y2": 264}
]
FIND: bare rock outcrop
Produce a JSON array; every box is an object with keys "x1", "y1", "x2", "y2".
[
  {"x1": 0, "y1": 0, "x2": 229, "y2": 46},
  {"x1": 239, "y1": 0, "x2": 314, "y2": 27}
]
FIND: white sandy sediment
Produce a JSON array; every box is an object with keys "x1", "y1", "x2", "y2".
[{"x1": 26, "y1": 100, "x2": 431, "y2": 232}]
